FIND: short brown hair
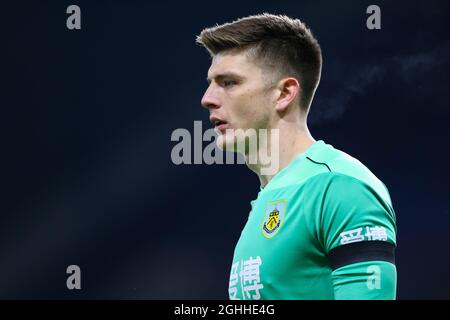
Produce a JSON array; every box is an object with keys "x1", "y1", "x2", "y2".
[{"x1": 196, "y1": 13, "x2": 322, "y2": 112}]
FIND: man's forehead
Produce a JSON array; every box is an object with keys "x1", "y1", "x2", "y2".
[{"x1": 207, "y1": 52, "x2": 258, "y2": 79}]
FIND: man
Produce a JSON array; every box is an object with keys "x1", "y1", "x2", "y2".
[{"x1": 197, "y1": 13, "x2": 397, "y2": 299}]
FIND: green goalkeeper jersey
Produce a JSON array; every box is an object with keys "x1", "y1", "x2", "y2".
[{"x1": 228, "y1": 140, "x2": 397, "y2": 300}]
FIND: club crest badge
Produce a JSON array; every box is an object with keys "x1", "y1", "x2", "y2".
[{"x1": 262, "y1": 200, "x2": 286, "y2": 238}]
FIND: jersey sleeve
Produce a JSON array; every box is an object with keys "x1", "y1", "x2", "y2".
[
  {"x1": 331, "y1": 260, "x2": 397, "y2": 299},
  {"x1": 317, "y1": 173, "x2": 397, "y2": 299}
]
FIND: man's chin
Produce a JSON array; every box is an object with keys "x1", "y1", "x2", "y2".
[
  {"x1": 216, "y1": 134, "x2": 233, "y2": 152},
  {"x1": 216, "y1": 133, "x2": 247, "y2": 153}
]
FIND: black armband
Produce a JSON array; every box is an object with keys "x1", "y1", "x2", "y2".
[{"x1": 328, "y1": 241, "x2": 395, "y2": 271}]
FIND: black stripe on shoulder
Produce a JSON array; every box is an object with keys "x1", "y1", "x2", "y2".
[
  {"x1": 306, "y1": 156, "x2": 332, "y2": 172},
  {"x1": 328, "y1": 241, "x2": 395, "y2": 270}
]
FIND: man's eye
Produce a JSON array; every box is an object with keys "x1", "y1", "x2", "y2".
[{"x1": 223, "y1": 80, "x2": 237, "y2": 87}]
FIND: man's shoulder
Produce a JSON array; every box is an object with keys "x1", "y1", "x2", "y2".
[
  {"x1": 261, "y1": 141, "x2": 392, "y2": 205},
  {"x1": 302, "y1": 143, "x2": 392, "y2": 206}
]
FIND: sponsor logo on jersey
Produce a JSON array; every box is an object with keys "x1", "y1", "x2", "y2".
[
  {"x1": 262, "y1": 200, "x2": 286, "y2": 238},
  {"x1": 339, "y1": 226, "x2": 388, "y2": 245}
]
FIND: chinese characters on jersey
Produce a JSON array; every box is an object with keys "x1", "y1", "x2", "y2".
[
  {"x1": 229, "y1": 256, "x2": 264, "y2": 300},
  {"x1": 340, "y1": 226, "x2": 388, "y2": 245}
]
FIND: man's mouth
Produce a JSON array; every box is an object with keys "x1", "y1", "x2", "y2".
[
  {"x1": 210, "y1": 117, "x2": 229, "y2": 133},
  {"x1": 215, "y1": 120, "x2": 228, "y2": 132}
]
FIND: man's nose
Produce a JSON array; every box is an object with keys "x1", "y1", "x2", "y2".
[{"x1": 201, "y1": 85, "x2": 220, "y2": 110}]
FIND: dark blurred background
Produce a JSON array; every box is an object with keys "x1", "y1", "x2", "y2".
[{"x1": 1, "y1": 0, "x2": 449, "y2": 299}]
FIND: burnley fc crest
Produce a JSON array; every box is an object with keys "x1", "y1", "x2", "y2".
[{"x1": 262, "y1": 200, "x2": 286, "y2": 238}]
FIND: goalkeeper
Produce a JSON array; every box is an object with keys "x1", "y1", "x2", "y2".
[{"x1": 197, "y1": 13, "x2": 397, "y2": 300}]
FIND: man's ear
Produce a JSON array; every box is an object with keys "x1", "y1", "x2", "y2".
[{"x1": 275, "y1": 78, "x2": 301, "y2": 112}]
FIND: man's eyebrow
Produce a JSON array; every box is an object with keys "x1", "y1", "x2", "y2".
[{"x1": 207, "y1": 72, "x2": 245, "y2": 83}]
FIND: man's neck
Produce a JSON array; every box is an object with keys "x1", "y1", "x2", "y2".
[{"x1": 245, "y1": 122, "x2": 316, "y2": 188}]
